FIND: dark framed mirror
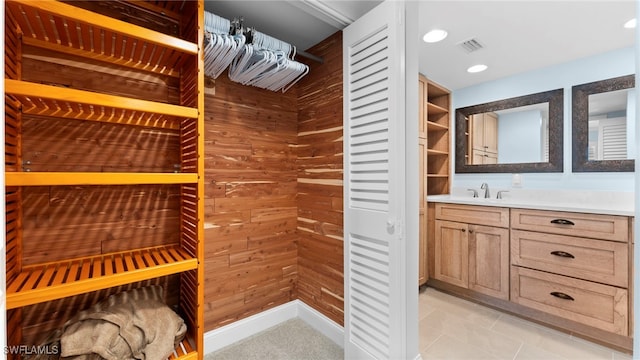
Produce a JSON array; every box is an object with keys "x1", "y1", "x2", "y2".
[
  {"x1": 572, "y1": 74, "x2": 635, "y2": 172},
  {"x1": 455, "y1": 89, "x2": 564, "y2": 173}
]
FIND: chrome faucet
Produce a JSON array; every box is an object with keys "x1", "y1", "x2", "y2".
[
  {"x1": 497, "y1": 190, "x2": 509, "y2": 199},
  {"x1": 480, "y1": 183, "x2": 490, "y2": 198}
]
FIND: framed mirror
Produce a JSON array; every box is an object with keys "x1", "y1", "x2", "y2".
[
  {"x1": 455, "y1": 88, "x2": 564, "y2": 173},
  {"x1": 572, "y1": 74, "x2": 635, "y2": 172}
]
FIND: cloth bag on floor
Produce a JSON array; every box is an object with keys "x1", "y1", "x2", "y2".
[{"x1": 59, "y1": 285, "x2": 186, "y2": 360}]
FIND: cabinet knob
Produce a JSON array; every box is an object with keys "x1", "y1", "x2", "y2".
[{"x1": 461, "y1": 228, "x2": 466, "y2": 233}]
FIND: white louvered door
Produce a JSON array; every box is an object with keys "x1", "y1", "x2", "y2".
[
  {"x1": 343, "y1": 1, "x2": 411, "y2": 359},
  {"x1": 599, "y1": 118, "x2": 628, "y2": 160}
]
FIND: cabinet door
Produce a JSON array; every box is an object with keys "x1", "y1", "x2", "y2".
[
  {"x1": 472, "y1": 149, "x2": 485, "y2": 165},
  {"x1": 483, "y1": 112, "x2": 498, "y2": 154},
  {"x1": 483, "y1": 152, "x2": 498, "y2": 164},
  {"x1": 468, "y1": 225, "x2": 510, "y2": 299},
  {"x1": 434, "y1": 220, "x2": 468, "y2": 288},
  {"x1": 471, "y1": 114, "x2": 485, "y2": 151}
]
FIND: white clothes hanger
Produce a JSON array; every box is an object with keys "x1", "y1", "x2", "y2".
[
  {"x1": 228, "y1": 29, "x2": 309, "y2": 92},
  {"x1": 203, "y1": 11, "x2": 245, "y2": 79}
]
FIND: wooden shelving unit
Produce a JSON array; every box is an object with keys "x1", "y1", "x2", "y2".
[
  {"x1": 4, "y1": 0, "x2": 204, "y2": 358},
  {"x1": 419, "y1": 74, "x2": 451, "y2": 287},
  {"x1": 423, "y1": 77, "x2": 451, "y2": 195}
]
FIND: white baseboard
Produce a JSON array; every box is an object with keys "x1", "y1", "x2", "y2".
[
  {"x1": 203, "y1": 300, "x2": 344, "y2": 355},
  {"x1": 296, "y1": 300, "x2": 344, "y2": 348}
]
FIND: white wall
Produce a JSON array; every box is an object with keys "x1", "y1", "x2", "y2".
[{"x1": 452, "y1": 46, "x2": 635, "y2": 191}]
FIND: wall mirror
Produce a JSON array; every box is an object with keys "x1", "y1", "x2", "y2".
[
  {"x1": 455, "y1": 89, "x2": 564, "y2": 173},
  {"x1": 572, "y1": 74, "x2": 635, "y2": 172}
]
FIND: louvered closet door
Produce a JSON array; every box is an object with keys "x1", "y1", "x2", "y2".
[
  {"x1": 343, "y1": 1, "x2": 408, "y2": 359},
  {"x1": 599, "y1": 117, "x2": 627, "y2": 160}
]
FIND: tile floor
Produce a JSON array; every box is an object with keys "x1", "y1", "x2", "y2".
[{"x1": 419, "y1": 287, "x2": 633, "y2": 360}]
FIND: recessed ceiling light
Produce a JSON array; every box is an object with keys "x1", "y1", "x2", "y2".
[
  {"x1": 423, "y1": 29, "x2": 448, "y2": 43},
  {"x1": 467, "y1": 64, "x2": 488, "y2": 73},
  {"x1": 624, "y1": 18, "x2": 637, "y2": 29}
]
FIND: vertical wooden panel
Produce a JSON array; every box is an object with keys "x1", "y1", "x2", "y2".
[
  {"x1": 177, "y1": 1, "x2": 204, "y2": 348},
  {"x1": 296, "y1": 32, "x2": 345, "y2": 326},
  {"x1": 203, "y1": 72, "x2": 299, "y2": 331}
]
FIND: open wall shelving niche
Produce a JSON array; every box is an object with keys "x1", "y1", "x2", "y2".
[{"x1": 4, "y1": 1, "x2": 204, "y2": 358}]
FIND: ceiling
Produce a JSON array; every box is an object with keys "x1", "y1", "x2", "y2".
[
  {"x1": 203, "y1": 1, "x2": 382, "y2": 52},
  {"x1": 204, "y1": 1, "x2": 635, "y2": 91}
]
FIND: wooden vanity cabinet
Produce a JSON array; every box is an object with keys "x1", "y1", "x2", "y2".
[
  {"x1": 428, "y1": 202, "x2": 634, "y2": 350},
  {"x1": 433, "y1": 203, "x2": 510, "y2": 300},
  {"x1": 510, "y1": 209, "x2": 631, "y2": 336}
]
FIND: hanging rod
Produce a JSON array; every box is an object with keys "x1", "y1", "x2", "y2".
[{"x1": 296, "y1": 50, "x2": 324, "y2": 64}]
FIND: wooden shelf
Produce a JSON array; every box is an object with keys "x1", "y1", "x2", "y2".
[
  {"x1": 5, "y1": 79, "x2": 196, "y2": 129},
  {"x1": 427, "y1": 82, "x2": 449, "y2": 98},
  {"x1": 6, "y1": 172, "x2": 198, "y2": 186},
  {"x1": 427, "y1": 149, "x2": 449, "y2": 156},
  {"x1": 6, "y1": 245, "x2": 197, "y2": 309},
  {"x1": 427, "y1": 174, "x2": 449, "y2": 178},
  {"x1": 427, "y1": 102, "x2": 448, "y2": 115},
  {"x1": 6, "y1": 0, "x2": 197, "y2": 77},
  {"x1": 426, "y1": 121, "x2": 449, "y2": 131}
]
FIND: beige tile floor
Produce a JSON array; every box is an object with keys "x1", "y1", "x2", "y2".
[{"x1": 419, "y1": 287, "x2": 633, "y2": 360}]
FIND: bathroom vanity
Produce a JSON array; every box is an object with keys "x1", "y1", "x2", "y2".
[{"x1": 426, "y1": 189, "x2": 634, "y2": 352}]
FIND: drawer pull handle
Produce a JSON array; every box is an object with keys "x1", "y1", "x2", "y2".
[
  {"x1": 550, "y1": 250, "x2": 575, "y2": 259},
  {"x1": 550, "y1": 291, "x2": 575, "y2": 301},
  {"x1": 550, "y1": 219, "x2": 575, "y2": 226},
  {"x1": 461, "y1": 229, "x2": 466, "y2": 233}
]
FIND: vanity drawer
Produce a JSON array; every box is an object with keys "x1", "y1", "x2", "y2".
[
  {"x1": 511, "y1": 267, "x2": 628, "y2": 335},
  {"x1": 511, "y1": 230, "x2": 628, "y2": 287},
  {"x1": 511, "y1": 208, "x2": 629, "y2": 242},
  {"x1": 435, "y1": 203, "x2": 509, "y2": 228}
]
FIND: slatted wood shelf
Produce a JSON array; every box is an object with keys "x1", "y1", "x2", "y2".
[
  {"x1": 169, "y1": 338, "x2": 197, "y2": 360},
  {"x1": 6, "y1": 245, "x2": 197, "y2": 309},
  {"x1": 5, "y1": 79, "x2": 197, "y2": 129},
  {"x1": 6, "y1": 0, "x2": 197, "y2": 78},
  {"x1": 6, "y1": 172, "x2": 198, "y2": 186}
]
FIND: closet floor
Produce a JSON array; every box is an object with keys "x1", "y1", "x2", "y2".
[
  {"x1": 205, "y1": 287, "x2": 633, "y2": 359},
  {"x1": 204, "y1": 318, "x2": 342, "y2": 360}
]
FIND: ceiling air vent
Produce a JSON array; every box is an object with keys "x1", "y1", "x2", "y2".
[{"x1": 457, "y1": 38, "x2": 484, "y2": 53}]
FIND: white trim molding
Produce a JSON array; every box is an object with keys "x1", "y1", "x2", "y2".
[{"x1": 203, "y1": 300, "x2": 344, "y2": 355}]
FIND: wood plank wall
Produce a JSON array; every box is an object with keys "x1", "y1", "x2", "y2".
[
  {"x1": 202, "y1": 75, "x2": 299, "y2": 330},
  {"x1": 296, "y1": 32, "x2": 344, "y2": 326},
  {"x1": 202, "y1": 32, "x2": 345, "y2": 331}
]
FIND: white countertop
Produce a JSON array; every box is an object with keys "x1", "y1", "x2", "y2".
[{"x1": 427, "y1": 188, "x2": 635, "y2": 216}]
